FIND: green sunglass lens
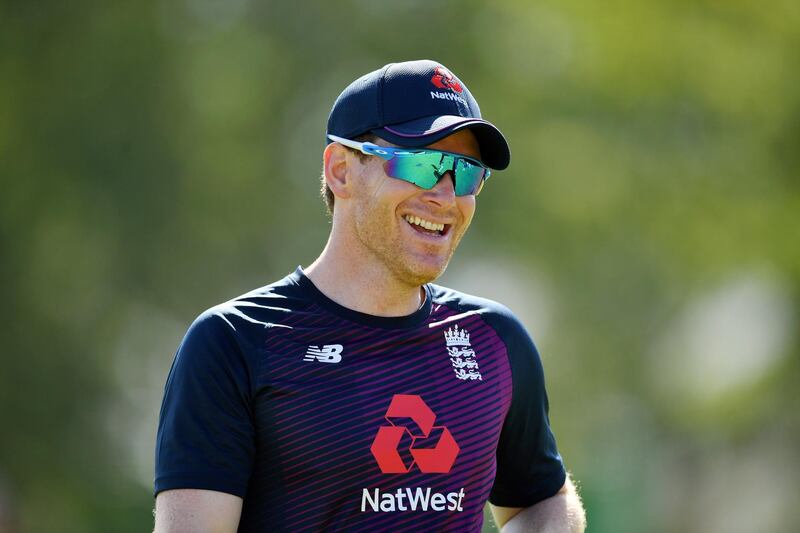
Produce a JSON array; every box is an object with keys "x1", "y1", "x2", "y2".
[
  {"x1": 454, "y1": 158, "x2": 486, "y2": 196},
  {"x1": 385, "y1": 154, "x2": 441, "y2": 189},
  {"x1": 384, "y1": 152, "x2": 487, "y2": 196}
]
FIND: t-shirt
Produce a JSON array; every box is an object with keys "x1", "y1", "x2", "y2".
[{"x1": 155, "y1": 267, "x2": 565, "y2": 532}]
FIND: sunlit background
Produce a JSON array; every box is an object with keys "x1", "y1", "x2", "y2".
[{"x1": 1, "y1": 1, "x2": 798, "y2": 532}]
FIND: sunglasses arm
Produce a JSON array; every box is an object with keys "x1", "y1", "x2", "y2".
[{"x1": 327, "y1": 134, "x2": 395, "y2": 161}]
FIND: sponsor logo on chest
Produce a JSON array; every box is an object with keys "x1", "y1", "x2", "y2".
[
  {"x1": 360, "y1": 394, "x2": 466, "y2": 513},
  {"x1": 361, "y1": 487, "x2": 465, "y2": 512}
]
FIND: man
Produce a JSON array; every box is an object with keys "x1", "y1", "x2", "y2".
[{"x1": 154, "y1": 60, "x2": 586, "y2": 532}]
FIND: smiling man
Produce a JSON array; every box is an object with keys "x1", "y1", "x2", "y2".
[{"x1": 154, "y1": 60, "x2": 586, "y2": 532}]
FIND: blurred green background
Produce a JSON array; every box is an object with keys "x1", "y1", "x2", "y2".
[{"x1": 1, "y1": 0, "x2": 798, "y2": 531}]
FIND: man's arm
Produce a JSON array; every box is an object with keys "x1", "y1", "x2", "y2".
[
  {"x1": 154, "y1": 312, "x2": 255, "y2": 531},
  {"x1": 153, "y1": 489, "x2": 243, "y2": 533},
  {"x1": 490, "y1": 474, "x2": 586, "y2": 533}
]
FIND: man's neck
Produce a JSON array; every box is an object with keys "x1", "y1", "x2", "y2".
[{"x1": 304, "y1": 241, "x2": 425, "y2": 318}]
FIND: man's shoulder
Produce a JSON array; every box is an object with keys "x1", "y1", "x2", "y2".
[
  {"x1": 190, "y1": 270, "x2": 308, "y2": 338},
  {"x1": 428, "y1": 283, "x2": 528, "y2": 340},
  {"x1": 429, "y1": 284, "x2": 545, "y2": 378}
]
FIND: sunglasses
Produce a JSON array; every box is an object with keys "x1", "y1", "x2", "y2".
[{"x1": 327, "y1": 134, "x2": 491, "y2": 196}]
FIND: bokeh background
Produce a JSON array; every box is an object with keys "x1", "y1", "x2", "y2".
[{"x1": 2, "y1": 0, "x2": 799, "y2": 531}]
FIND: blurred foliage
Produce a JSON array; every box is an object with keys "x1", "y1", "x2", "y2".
[{"x1": 1, "y1": 0, "x2": 798, "y2": 531}]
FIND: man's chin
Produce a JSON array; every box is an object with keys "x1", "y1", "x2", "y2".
[{"x1": 395, "y1": 259, "x2": 450, "y2": 287}]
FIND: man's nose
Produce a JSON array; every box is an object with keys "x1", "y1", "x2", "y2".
[{"x1": 425, "y1": 171, "x2": 457, "y2": 206}]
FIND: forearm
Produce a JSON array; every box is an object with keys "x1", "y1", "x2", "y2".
[{"x1": 501, "y1": 478, "x2": 586, "y2": 533}]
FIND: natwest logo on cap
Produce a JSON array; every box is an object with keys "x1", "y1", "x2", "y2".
[
  {"x1": 430, "y1": 66, "x2": 463, "y2": 93},
  {"x1": 370, "y1": 394, "x2": 459, "y2": 474}
]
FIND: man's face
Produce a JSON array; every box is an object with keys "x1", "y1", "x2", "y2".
[{"x1": 345, "y1": 128, "x2": 481, "y2": 287}]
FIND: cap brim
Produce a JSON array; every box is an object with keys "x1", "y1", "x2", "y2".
[{"x1": 372, "y1": 115, "x2": 510, "y2": 170}]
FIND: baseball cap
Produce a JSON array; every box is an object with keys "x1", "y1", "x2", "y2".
[{"x1": 326, "y1": 60, "x2": 510, "y2": 170}]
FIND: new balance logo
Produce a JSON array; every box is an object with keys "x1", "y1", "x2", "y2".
[{"x1": 303, "y1": 344, "x2": 344, "y2": 363}]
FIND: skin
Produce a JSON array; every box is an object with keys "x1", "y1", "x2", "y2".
[
  {"x1": 491, "y1": 475, "x2": 586, "y2": 532},
  {"x1": 304, "y1": 128, "x2": 480, "y2": 316},
  {"x1": 153, "y1": 129, "x2": 586, "y2": 532},
  {"x1": 154, "y1": 489, "x2": 241, "y2": 533}
]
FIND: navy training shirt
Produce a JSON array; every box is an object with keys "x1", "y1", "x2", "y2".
[{"x1": 155, "y1": 267, "x2": 566, "y2": 532}]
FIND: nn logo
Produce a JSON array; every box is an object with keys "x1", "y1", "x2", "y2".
[
  {"x1": 303, "y1": 344, "x2": 343, "y2": 363},
  {"x1": 370, "y1": 394, "x2": 459, "y2": 474}
]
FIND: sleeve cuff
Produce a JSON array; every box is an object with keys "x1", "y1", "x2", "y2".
[
  {"x1": 154, "y1": 472, "x2": 250, "y2": 499},
  {"x1": 488, "y1": 466, "x2": 566, "y2": 508}
]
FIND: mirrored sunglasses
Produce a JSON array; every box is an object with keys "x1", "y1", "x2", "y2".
[{"x1": 328, "y1": 134, "x2": 490, "y2": 196}]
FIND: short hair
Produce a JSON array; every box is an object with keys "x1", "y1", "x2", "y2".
[{"x1": 320, "y1": 133, "x2": 379, "y2": 215}]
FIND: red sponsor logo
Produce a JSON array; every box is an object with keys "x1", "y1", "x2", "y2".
[
  {"x1": 370, "y1": 394, "x2": 460, "y2": 474},
  {"x1": 430, "y1": 67, "x2": 463, "y2": 93}
]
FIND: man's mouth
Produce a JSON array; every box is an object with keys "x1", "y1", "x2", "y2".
[{"x1": 403, "y1": 214, "x2": 450, "y2": 237}]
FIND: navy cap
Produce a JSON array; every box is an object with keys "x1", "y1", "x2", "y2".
[{"x1": 326, "y1": 60, "x2": 510, "y2": 170}]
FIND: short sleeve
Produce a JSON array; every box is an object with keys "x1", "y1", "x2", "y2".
[
  {"x1": 486, "y1": 313, "x2": 566, "y2": 507},
  {"x1": 154, "y1": 309, "x2": 255, "y2": 497}
]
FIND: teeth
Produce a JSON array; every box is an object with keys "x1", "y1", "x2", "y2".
[{"x1": 404, "y1": 215, "x2": 445, "y2": 232}]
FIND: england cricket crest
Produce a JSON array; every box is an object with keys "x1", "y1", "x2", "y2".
[{"x1": 444, "y1": 324, "x2": 482, "y2": 381}]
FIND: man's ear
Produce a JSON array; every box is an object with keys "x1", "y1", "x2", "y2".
[{"x1": 323, "y1": 143, "x2": 353, "y2": 201}]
